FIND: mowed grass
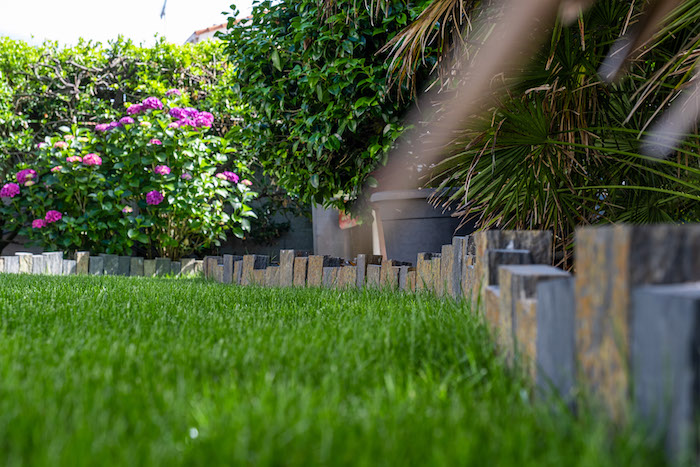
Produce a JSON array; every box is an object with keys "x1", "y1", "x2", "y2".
[{"x1": 0, "y1": 274, "x2": 664, "y2": 466}]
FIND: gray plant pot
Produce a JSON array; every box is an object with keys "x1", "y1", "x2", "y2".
[{"x1": 370, "y1": 189, "x2": 477, "y2": 265}]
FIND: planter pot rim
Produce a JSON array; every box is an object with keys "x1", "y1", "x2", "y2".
[{"x1": 370, "y1": 188, "x2": 446, "y2": 203}]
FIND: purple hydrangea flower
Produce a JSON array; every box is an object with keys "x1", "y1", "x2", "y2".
[
  {"x1": 127, "y1": 103, "x2": 144, "y2": 115},
  {"x1": 146, "y1": 190, "x2": 164, "y2": 205},
  {"x1": 154, "y1": 165, "x2": 171, "y2": 175},
  {"x1": 216, "y1": 171, "x2": 239, "y2": 183},
  {"x1": 45, "y1": 210, "x2": 62, "y2": 223},
  {"x1": 16, "y1": 169, "x2": 37, "y2": 185},
  {"x1": 183, "y1": 107, "x2": 199, "y2": 118},
  {"x1": 169, "y1": 107, "x2": 185, "y2": 119},
  {"x1": 181, "y1": 173, "x2": 193, "y2": 180},
  {"x1": 0, "y1": 182, "x2": 20, "y2": 198},
  {"x1": 119, "y1": 116, "x2": 135, "y2": 126},
  {"x1": 95, "y1": 123, "x2": 110, "y2": 132},
  {"x1": 165, "y1": 89, "x2": 181, "y2": 97},
  {"x1": 107, "y1": 122, "x2": 121, "y2": 130},
  {"x1": 142, "y1": 97, "x2": 163, "y2": 110}
]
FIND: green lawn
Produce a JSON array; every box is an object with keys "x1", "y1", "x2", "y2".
[{"x1": 0, "y1": 274, "x2": 664, "y2": 466}]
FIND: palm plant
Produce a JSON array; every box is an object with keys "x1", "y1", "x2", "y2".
[{"x1": 380, "y1": 0, "x2": 700, "y2": 266}]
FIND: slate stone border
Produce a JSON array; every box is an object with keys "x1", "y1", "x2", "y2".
[{"x1": 0, "y1": 224, "x2": 698, "y2": 463}]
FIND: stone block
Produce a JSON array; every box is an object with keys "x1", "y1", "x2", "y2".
[
  {"x1": 366, "y1": 264, "x2": 381, "y2": 288},
  {"x1": 4, "y1": 256, "x2": 19, "y2": 274},
  {"x1": 293, "y1": 257, "x2": 308, "y2": 287},
  {"x1": 450, "y1": 237, "x2": 467, "y2": 299},
  {"x1": 307, "y1": 255, "x2": 325, "y2": 287},
  {"x1": 214, "y1": 264, "x2": 224, "y2": 283},
  {"x1": 130, "y1": 257, "x2": 144, "y2": 277},
  {"x1": 155, "y1": 258, "x2": 171, "y2": 277},
  {"x1": 17, "y1": 253, "x2": 32, "y2": 274},
  {"x1": 241, "y1": 255, "x2": 269, "y2": 286},
  {"x1": 266, "y1": 266, "x2": 280, "y2": 287},
  {"x1": 43, "y1": 252, "x2": 63, "y2": 275},
  {"x1": 462, "y1": 254, "x2": 475, "y2": 303},
  {"x1": 89, "y1": 256, "x2": 104, "y2": 275},
  {"x1": 76, "y1": 251, "x2": 89, "y2": 275},
  {"x1": 280, "y1": 250, "x2": 309, "y2": 287},
  {"x1": 338, "y1": 266, "x2": 357, "y2": 289},
  {"x1": 223, "y1": 255, "x2": 234, "y2": 284},
  {"x1": 398, "y1": 266, "x2": 411, "y2": 291},
  {"x1": 203, "y1": 256, "x2": 219, "y2": 279},
  {"x1": 575, "y1": 224, "x2": 700, "y2": 419},
  {"x1": 171, "y1": 261, "x2": 181, "y2": 277},
  {"x1": 251, "y1": 269, "x2": 266, "y2": 286},
  {"x1": 194, "y1": 260, "x2": 204, "y2": 276},
  {"x1": 32, "y1": 255, "x2": 44, "y2": 275},
  {"x1": 631, "y1": 283, "x2": 700, "y2": 463},
  {"x1": 487, "y1": 249, "x2": 532, "y2": 285},
  {"x1": 100, "y1": 254, "x2": 118, "y2": 275},
  {"x1": 62, "y1": 259, "x2": 77, "y2": 275},
  {"x1": 323, "y1": 267, "x2": 339, "y2": 288},
  {"x1": 118, "y1": 256, "x2": 131, "y2": 276},
  {"x1": 536, "y1": 277, "x2": 576, "y2": 401},
  {"x1": 180, "y1": 258, "x2": 195, "y2": 276},
  {"x1": 473, "y1": 230, "x2": 552, "y2": 310},
  {"x1": 431, "y1": 256, "x2": 442, "y2": 295},
  {"x1": 144, "y1": 259, "x2": 156, "y2": 277},
  {"x1": 0, "y1": 257, "x2": 4, "y2": 273},
  {"x1": 406, "y1": 270, "x2": 416, "y2": 292},
  {"x1": 498, "y1": 264, "x2": 570, "y2": 360},
  {"x1": 233, "y1": 260, "x2": 242, "y2": 285},
  {"x1": 416, "y1": 252, "x2": 435, "y2": 291},
  {"x1": 440, "y1": 244, "x2": 455, "y2": 297},
  {"x1": 484, "y1": 285, "x2": 500, "y2": 331}
]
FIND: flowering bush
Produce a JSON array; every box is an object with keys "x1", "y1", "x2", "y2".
[{"x1": 0, "y1": 91, "x2": 257, "y2": 258}]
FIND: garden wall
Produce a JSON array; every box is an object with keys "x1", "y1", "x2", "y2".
[{"x1": 1, "y1": 223, "x2": 698, "y2": 463}]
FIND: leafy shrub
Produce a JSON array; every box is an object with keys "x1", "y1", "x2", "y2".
[
  {"x1": 0, "y1": 91, "x2": 257, "y2": 259},
  {"x1": 220, "y1": 0, "x2": 435, "y2": 210}
]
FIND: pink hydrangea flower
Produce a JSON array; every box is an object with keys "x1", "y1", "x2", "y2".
[
  {"x1": 95, "y1": 123, "x2": 110, "y2": 132},
  {"x1": 65, "y1": 135, "x2": 75, "y2": 141},
  {"x1": 67, "y1": 156, "x2": 82, "y2": 163},
  {"x1": 242, "y1": 179, "x2": 253, "y2": 186},
  {"x1": 142, "y1": 97, "x2": 163, "y2": 110},
  {"x1": 154, "y1": 165, "x2": 171, "y2": 175},
  {"x1": 45, "y1": 210, "x2": 62, "y2": 223},
  {"x1": 122, "y1": 206, "x2": 133, "y2": 214},
  {"x1": 32, "y1": 219, "x2": 46, "y2": 229},
  {"x1": 146, "y1": 190, "x2": 164, "y2": 205},
  {"x1": 216, "y1": 171, "x2": 239, "y2": 183},
  {"x1": 165, "y1": 89, "x2": 181, "y2": 97},
  {"x1": 0, "y1": 182, "x2": 20, "y2": 198},
  {"x1": 83, "y1": 153, "x2": 102, "y2": 166},
  {"x1": 119, "y1": 116, "x2": 135, "y2": 126},
  {"x1": 149, "y1": 138, "x2": 162, "y2": 145},
  {"x1": 51, "y1": 166, "x2": 63, "y2": 173},
  {"x1": 168, "y1": 122, "x2": 179, "y2": 128},
  {"x1": 16, "y1": 169, "x2": 37, "y2": 185},
  {"x1": 54, "y1": 141, "x2": 68, "y2": 149},
  {"x1": 181, "y1": 173, "x2": 193, "y2": 180},
  {"x1": 127, "y1": 103, "x2": 144, "y2": 115}
]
